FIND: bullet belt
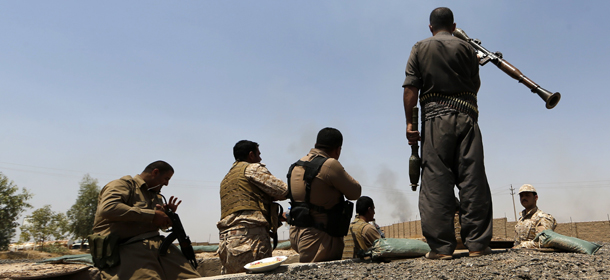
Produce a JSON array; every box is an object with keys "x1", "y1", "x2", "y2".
[{"x1": 420, "y1": 92, "x2": 478, "y2": 121}]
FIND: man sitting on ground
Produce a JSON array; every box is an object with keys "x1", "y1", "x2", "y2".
[
  {"x1": 514, "y1": 184, "x2": 557, "y2": 249},
  {"x1": 346, "y1": 196, "x2": 381, "y2": 258}
]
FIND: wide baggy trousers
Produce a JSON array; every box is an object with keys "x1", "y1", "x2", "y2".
[{"x1": 419, "y1": 112, "x2": 493, "y2": 255}]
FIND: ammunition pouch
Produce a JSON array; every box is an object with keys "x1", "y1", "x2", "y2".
[
  {"x1": 288, "y1": 198, "x2": 353, "y2": 237},
  {"x1": 88, "y1": 233, "x2": 121, "y2": 269},
  {"x1": 288, "y1": 202, "x2": 315, "y2": 228},
  {"x1": 324, "y1": 199, "x2": 354, "y2": 237}
]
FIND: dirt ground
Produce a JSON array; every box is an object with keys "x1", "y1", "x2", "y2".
[
  {"x1": 0, "y1": 263, "x2": 90, "y2": 279},
  {"x1": 0, "y1": 249, "x2": 89, "y2": 260},
  {"x1": 0, "y1": 249, "x2": 91, "y2": 279},
  {"x1": 0, "y1": 248, "x2": 298, "y2": 279}
]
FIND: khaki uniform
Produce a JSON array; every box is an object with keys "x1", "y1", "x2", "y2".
[
  {"x1": 454, "y1": 213, "x2": 465, "y2": 249},
  {"x1": 92, "y1": 175, "x2": 200, "y2": 280},
  {"x1": 346, "y1": 217, "x2": 381, "y2": 258},
  {"x1": 217, "y1": 162, "x2": 287, "y2": 274},
  {"x1": 289, "y1": 148, "x2": 361, "y2": 262},
  {"x1": 403, "y1": 31, "x2": 492, "y2": 255},
  {"x1": 514, "y1": 206, "x2": 557, "y2": 249}
]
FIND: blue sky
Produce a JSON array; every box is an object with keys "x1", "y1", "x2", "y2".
[{"x1": 1, "y1": 1, "x2": 609, "y2": 243}]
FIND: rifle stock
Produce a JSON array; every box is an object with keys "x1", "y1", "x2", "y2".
[{"x1": 453, "y1": 28, "x2": 561, "y2": 109}]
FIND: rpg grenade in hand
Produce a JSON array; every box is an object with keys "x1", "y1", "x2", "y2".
[{"x1": 409, "y1": 106, "x2": 421, "y2": 191}]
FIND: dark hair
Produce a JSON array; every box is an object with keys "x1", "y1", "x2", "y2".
[
  {"x1": 233, "y1": 140, "x2": 259, "y2": 161},
  {"x1": 429, "y1": 7, "x2": 454, "y2": 31},
  {"x1": 314, "y1": 127, "x2": 343, "y2": 151},
  {"x1": 143, "y1": 160, "x2": 174, "y2": 174},
  {"x1": 356, "y1": 196, "x2": 374, "y2": 216}
]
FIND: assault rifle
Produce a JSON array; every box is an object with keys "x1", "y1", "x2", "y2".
[
  {"x1": 158, "y1": 195, "x2": 198, "y2": 269},
  {"x1": 453, "y1": 28, "x2": 561, "y2": 109}
]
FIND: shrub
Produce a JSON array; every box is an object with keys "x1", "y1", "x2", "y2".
[{"x1": 42, "y1": 244, "x2": 69, "y2": 254}]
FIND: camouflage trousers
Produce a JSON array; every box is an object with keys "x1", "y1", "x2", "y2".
[
  {"x1": 514, "y1": 240, "x2": 546, "y2": 249},
  {"x1": 218, "y1": 226, "x2": 271, "y2": 274}
]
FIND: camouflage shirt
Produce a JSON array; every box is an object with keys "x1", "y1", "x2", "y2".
[
  {"x1": 514, "y1": 206, "x2": 557, "y2": 248},
  {"x1": 217, "y1": 162, "x2": 287, "y2": 231}
]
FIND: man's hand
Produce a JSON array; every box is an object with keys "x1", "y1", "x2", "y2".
[
  {"x1": 165, "y1": 196, "x2": 182, "y2": 213},
  {"x1": 152, "y1": 208, "x2": 172, "y2": 229},
  {"x1": 406, "y1": 126, "x2": 421, "y2": 146}
]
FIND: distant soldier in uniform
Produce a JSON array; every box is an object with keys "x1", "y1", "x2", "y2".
[
  {"x1": 217, "y1": 140, "x2": 288, "y2": 274},
  {"x1": 453, "y1": 197, "x2": 465, "y2": 249},
  {"x1": 346, "y1": 196, "x2": 381, "y2": 258},
  {"x1": 514, "y1": 184, "x2": 557, "y2": 249},
  {"x1": 92, "y1": 160, "x2": 200, "y2": 280},
  {"x1": 289, "y1": 127, "x2": 361, "y2": 262}
]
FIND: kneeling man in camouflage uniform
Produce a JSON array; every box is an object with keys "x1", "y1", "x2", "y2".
[
  {"x1": 514, "y1": 184, "x2": 557, "y2": 249},
  {"x1": 217, "y1": 140, "x2": 288, "y2": 274}
]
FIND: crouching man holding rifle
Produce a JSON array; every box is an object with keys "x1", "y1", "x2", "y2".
[{"x1": 90, "y1": 161, "x2": 200, "y2": 280}]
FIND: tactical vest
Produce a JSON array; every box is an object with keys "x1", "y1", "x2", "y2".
[
  {"x1": 220, "y1": 162, "x2": 272, "y2": 220},
  {"x1": 286, "y1": 155, "x2": 353, "y2": 237}
]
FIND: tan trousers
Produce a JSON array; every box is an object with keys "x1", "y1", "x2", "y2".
[
  {"x1": 290, "y1": 226, "x2": 344, "y2": 263},
  {"x1": 100, "y1": 236, "x2": 200, "y2": 280},
  {"x1": 218, "y1": 226, "x2": 271, "y2": 274}
]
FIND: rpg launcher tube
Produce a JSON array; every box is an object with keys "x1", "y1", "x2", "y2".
[{"x1": 453, "y1": 28, "x2": 561, "y2": 109}]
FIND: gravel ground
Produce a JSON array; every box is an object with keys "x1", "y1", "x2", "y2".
[
  {"x1": 235, "y1": 242, "x2": 608, "y2": 280},
  {"x1": 0, "y1": 244, "x2": 606, "y2": 279}
]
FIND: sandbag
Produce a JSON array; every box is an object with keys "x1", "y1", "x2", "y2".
[
  {"x1": 535, "y1": 229, "x2": 602, "y2": 255},
  {"x1": 38, "y1": 254, "x2": 93, "y2": 264},
  {"x1": 189, "y1": 245, "x2": 219, "y2": 252},
  {"x1": 275, "y1": 240, "x2": 291, "y2": 250},
  {"x1": 365, "y1": 238, "x2": 430, "y2": 260}
]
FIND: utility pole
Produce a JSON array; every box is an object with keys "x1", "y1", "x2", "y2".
[{"x1": 510, "y1": 184, "x2": 517, "y2": 222}]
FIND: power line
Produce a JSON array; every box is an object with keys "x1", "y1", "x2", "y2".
[{"x1": 509, "y1": 184, "x2": 517, "y2": 222}]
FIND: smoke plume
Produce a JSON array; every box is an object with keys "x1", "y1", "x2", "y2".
[{"x1": 376, "y1": 166, "x2": 411, "y2": 222}]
